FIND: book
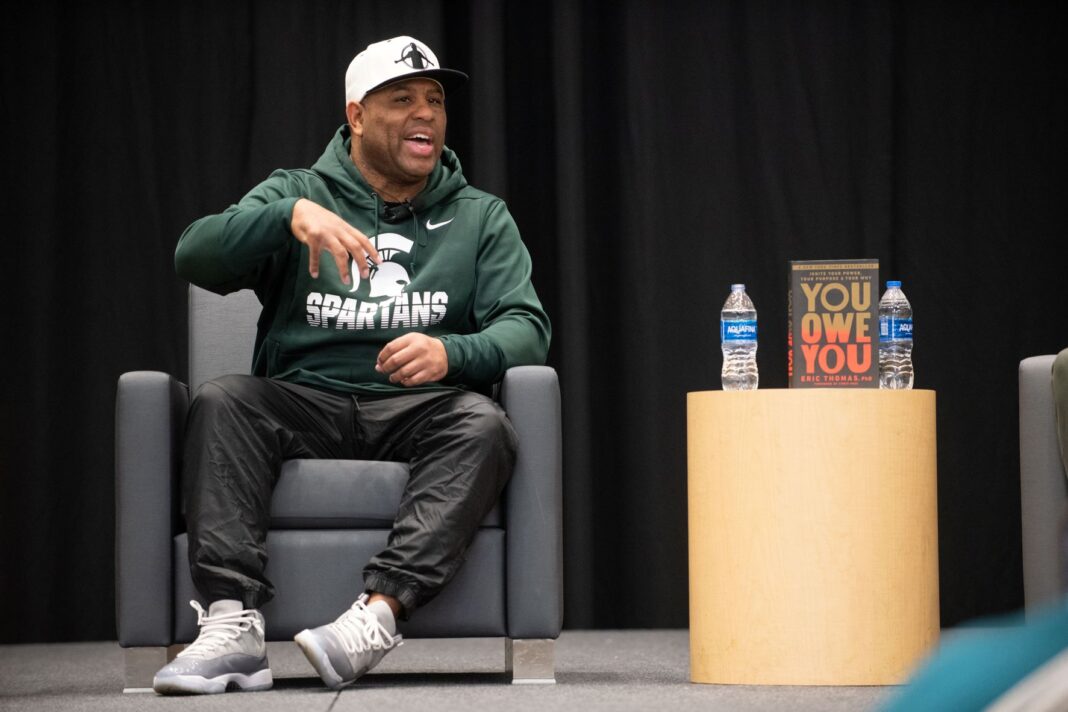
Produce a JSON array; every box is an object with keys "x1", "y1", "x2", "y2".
[{"x1": 788, "y1": 259, "x2": 879, "y2": 388}]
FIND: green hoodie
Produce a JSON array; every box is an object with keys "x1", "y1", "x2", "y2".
[{"x1": 175, "y1": 125, "x2": 551, "y2": 394}]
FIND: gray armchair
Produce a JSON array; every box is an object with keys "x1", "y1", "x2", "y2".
[
  {"x1": 116, "y1": 286, "x2": 562, "y2": 691},
  {"x1": 1019, "y1": 355, "x2": 1067, "y2": 611}
]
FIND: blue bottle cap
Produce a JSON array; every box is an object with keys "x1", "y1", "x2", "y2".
[
  {"x1": 731, "y1": 283, "x2": 745, "y2": 291},
  {"x1": 886, "y1": 280, "x2": 901, "y2": 288}
]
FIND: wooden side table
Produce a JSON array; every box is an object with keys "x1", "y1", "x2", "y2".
[{"x1": 687, "y1": 389, "x2": 939, "y2": 685}]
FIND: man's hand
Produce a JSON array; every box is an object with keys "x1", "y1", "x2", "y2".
[
  {"x1": 376, "y1": 334, "x2": 448, "y2": 386},
  {"x1": 291, "y1": 198, "x2": 381, "y2": 283}
]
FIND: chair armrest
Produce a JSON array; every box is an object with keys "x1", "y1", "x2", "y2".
[
  {"x1": 115, "y1": 371, "x2": 188, "y2": 646},
  {"x1": 1019, "y1": 355, "x2": 1067, "y2": 611},
  {"x1": 500, "y1": 365, "x2": 563, "y2": 638}
]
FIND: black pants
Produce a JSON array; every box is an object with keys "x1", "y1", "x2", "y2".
[{"x1": 182, "y1": 374, "x2": 517, "y2": 616}]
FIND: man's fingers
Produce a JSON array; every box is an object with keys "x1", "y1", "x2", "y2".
[
  {"x1": 340, "y1": 232, "x2": 380, "y2": 280},
  {"x1": 346, "y1": 225, "x2": 381, "y2": 265},
  {"x1": 352, "y1": 247, "x2": 371, "y2": 280},
  {"x1": 385, "y1": 359, "x2": 411, "y2": 382},
  {"x1": 307, "y1": 249, "x2": 320, "y2": 279},
  {"x1": 361, "y1": 240, "x2": 382, "y2": 265},
  {"x1": 378, "y1": 346, "x2": 415, "y2": 375},
  {"x1": 375, "y1": 341, "x2": 399, "y2": 371},
  {"x1": 331, "y1": 248, "x2": 351, "y2": 285},
  {"x1": 376, "y1": 337, "x2": 419, "y2": 374},
  {"x1": 390, "y1": 366, "x2": 428, "y2": 386}
]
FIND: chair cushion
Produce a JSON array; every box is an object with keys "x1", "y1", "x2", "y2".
[{"x1": 270, "y1": 459, "x2": 501, "y2": 528}]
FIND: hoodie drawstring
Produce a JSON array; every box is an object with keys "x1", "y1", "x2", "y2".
[
  {"x1": 372, "y1": 193, "x2": 381, "y2": 259},
  {"x1": 407, "y1": 200, "x2": 425, "y2": 275},
  {"x1": 371, "y1": 195, "x2": 423, "y2": 276}
]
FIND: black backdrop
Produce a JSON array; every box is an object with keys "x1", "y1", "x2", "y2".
[{"x1": 2, "y1": 1, "x2": 1065, "y2": 642}]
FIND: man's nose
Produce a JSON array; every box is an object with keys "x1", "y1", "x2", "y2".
[{"x1": 411, "y1": 97, "x2": 435, "y2": 120}]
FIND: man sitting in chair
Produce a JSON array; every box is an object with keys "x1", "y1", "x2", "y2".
[{"x1": 152, "y1": 36, "x2": 550, "y2": 695}]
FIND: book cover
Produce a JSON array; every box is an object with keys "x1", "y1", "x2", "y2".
[{"x1": 788, "y1": 259, "x2": 879, "y2": 388}]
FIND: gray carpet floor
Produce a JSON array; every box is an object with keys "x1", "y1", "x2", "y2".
[{"x1": 0, "y1": 631, "x2": 897, "y2": 711}]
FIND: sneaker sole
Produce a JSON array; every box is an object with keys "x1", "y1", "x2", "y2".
[
  {"x1": 294, "y1": 629, "x2": 353, "y2": 690},
  {"x1": 153, "y1": 668, "x2": 273, "y2": 695}
]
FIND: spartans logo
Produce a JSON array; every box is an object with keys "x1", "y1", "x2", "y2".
[
  {"x1": 350, "y1": 232, "x2": 413, "y2": 298},
  {"x1": 306, "y1": 231, "x2": 448, "y2": 331}
]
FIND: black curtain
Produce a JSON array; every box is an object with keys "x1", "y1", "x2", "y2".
[{"x1": 2, "y1": 1, "x2": 1064, "y2": 642}]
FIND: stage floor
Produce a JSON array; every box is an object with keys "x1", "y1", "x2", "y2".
[{"x1": 0, "y1": 630, "x2": 894, "y2": 711}]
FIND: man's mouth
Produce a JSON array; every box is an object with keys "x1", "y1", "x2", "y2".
[{"x1": 404, "y1": 133, "x2": 435, "y2": 157}]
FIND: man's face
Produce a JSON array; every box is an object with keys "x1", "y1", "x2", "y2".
[{"x1": 352, "y1": 78, "x2": 447, "y2": 191}]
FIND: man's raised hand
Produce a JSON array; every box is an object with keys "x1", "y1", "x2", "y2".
[{"x1": 291, "y1": 198, "x2": 381, "y2": 283}]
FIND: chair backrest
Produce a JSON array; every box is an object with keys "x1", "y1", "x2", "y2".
[
  {"x1": 188, "y1": 286, "x2": 261, "y2": 390},
  {"x1": 1019, "y1": 354, "x2": 1067, "y2": 610}
]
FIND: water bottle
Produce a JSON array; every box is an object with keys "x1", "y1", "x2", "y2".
[
  {"x1": 878, "y1": 280, "x2": 913, "y2": 389},
  {"x1": 721, "y1": 284, "x2": 758, "y2": 391}
]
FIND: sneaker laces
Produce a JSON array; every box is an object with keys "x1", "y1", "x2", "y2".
[
  {"x1": 329, "y1": 596, "x2": 402, "y2": 655},
  {"x1": 177, "y1": 601, "x2": 263, "y2": 659}
]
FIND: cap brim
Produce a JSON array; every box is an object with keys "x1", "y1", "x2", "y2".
[{"x1": 365, "y1": 68, "x2": 469, "y2": 98}]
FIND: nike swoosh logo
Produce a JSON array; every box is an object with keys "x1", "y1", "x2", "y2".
[{"x1": 426, "y1": 218, "x2": 454, "y2": 230}]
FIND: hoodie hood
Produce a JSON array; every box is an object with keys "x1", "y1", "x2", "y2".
[{"x1": 311, "y1": 124, "x2": 468, "y2": 214}]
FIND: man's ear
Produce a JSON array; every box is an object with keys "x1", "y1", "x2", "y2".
[{"x1": 346, "y1": 101, "x2": 364, "y2": 137}]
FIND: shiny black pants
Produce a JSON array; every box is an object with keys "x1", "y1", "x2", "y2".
[{"x1": 182, "y1": 375, "x2": 516, "y2": 616}]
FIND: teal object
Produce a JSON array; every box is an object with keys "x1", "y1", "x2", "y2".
[{"x1": 880, "y1": 597, "x2": 1068, "y2": 711}]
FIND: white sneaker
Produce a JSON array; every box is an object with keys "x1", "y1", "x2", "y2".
[
  {"x1": 152, "y1": 600, "x2": 272, "y2": 695},
  {"x1": 294, "y1": 594, "x2": 403, "y2": 689}
]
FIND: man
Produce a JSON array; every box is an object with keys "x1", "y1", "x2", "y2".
[{"x1": 152, "y1": 36, "x2": 550, "y2": 695}]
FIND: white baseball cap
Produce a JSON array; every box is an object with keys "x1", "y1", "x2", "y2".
[{"x1": 345, "y1": 36, "x2": 468, "y2": 104}]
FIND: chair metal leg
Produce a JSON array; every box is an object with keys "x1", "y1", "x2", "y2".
[
  {"x1": 122, "y1": 645, "x2": 183, "y2": 693},
  {"x1": 505, "y1": 638, "x2": 556, "y2": 684}
]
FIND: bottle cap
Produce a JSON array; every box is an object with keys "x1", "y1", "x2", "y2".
[
  {"x1": 886, "y1": 280, "x2": 901, "y2": 288},
  {"x1": 731, "y1": 283, "x2": 745, "y2": 291}
]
